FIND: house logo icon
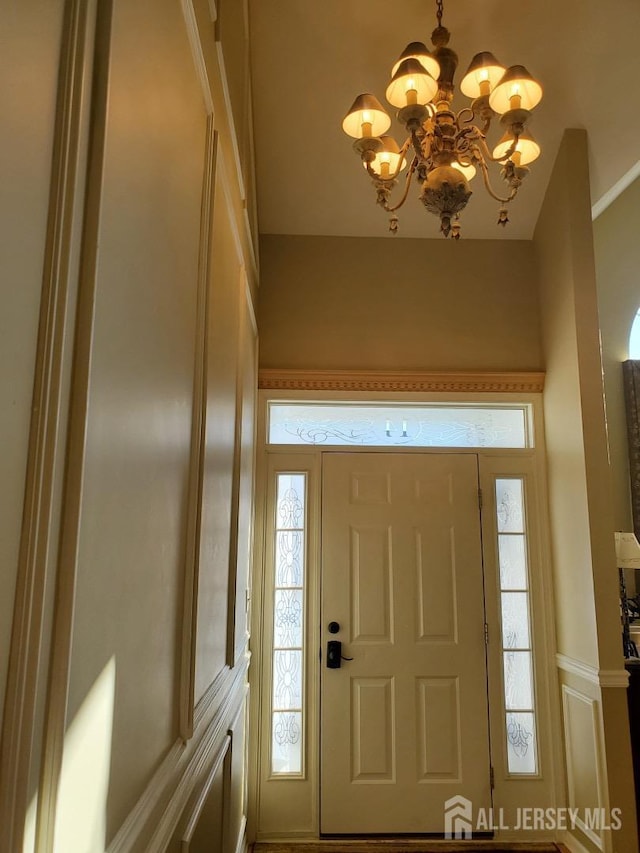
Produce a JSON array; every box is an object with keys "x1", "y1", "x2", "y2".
[{"x1": 444, "y1": 795, "x2": 473, "y2": 839}]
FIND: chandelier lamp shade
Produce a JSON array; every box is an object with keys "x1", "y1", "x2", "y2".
[{"x1": 341, "y1": 0, "x2": 543, "y2": 238}]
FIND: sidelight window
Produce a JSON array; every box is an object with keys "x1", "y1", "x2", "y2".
[
  {"x1": 270, "y1": 473, "x2": 307, "y2": 775},
  {"x1": 495, "y1": 477, "x2": 538, "y2": 775}
]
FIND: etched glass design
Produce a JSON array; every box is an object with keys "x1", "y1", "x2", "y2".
[
  {"x1": 271, "y1": 472, "x2": 306, "y2": 775},
  {"x1": 506, "y1": 712, "x2": 537, "y2": 774},
  {"x1": 498, "y1": 535, "x2": 527, "y2": 590},
  {"x1": 495, "y1": 476, "x2": 538, "y2": 774},
  {"x1": 273, "y1": 650, "x2": 303, "y2": 708},
  {"x1": 501, "y1": 593, "x2": 530, "y2": 648},
  {"x1": 274, "y1": 589, "x2": 303, "y2": 647},
  {"x1": 272, "y1": 711, "x2": 302, "y2": 774},
  {"x1": 268, "y1": 403, "x2": 530, "y2": 448},
  {"x1": 503, "y1": 651, "x2": 533, "y2": 709},
  {"x1": 496, "y1": 478, "x2": 525, "y2": 532},
  {"x1": 276, "y1": 531, "x2": 304, "y2": 587},
  {"x1": 276, "y1": 474, "x2": 305, "y2": 527}
]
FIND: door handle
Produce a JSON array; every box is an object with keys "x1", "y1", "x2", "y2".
[{"x1": 326, "y1": 640, "x2": 353, "y2": 668}]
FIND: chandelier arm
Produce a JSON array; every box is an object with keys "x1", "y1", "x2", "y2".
[
  {"x1": 477, "y1": 155, "x2": 519, "y2": 205},
  {"x1": 410, "y1": 127, "x2": 428, "y2": 161},
  {"x1": 384, "y1": 157, "x2": 419, "y2": 213},
  {"x1": 364, "y1": 162, "x2": 380, "y2": 180},
  {"x1": 454, "y1": 127, "x2": 479, "y2": 164},
  {"x1": 456, "y1": 108, "x2": 475, "y2": 126},
  {"x1": 475, "y1": 134, "x2": 518, "y2": 164},
  {"x1": 363, "y1": 135, "x2": 413, "y2": 183},
  {"x1": 396, "y1": 137, "x2": 414, "y2": 179}
]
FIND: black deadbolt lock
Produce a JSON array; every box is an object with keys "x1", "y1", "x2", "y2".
[{"x1": 328, "y1": 621, "x2": 340, "y2": 634}]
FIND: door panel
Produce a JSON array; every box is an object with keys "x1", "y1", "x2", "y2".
[{"x1": 321, "y1": 452, "x2": 491, "y2": 834}]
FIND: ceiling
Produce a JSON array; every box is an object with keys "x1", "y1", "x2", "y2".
[{"x1": 249, "y1": 0, "x2": 640, "y2": 241}]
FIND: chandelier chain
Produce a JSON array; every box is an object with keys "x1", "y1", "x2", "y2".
[{"x1": 436, "y1": 0, "x2": 443, "y2": 27}]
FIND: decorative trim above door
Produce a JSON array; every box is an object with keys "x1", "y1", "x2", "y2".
[{"x1": 258, "y1": 369, "x2": 545, "y2": 394}]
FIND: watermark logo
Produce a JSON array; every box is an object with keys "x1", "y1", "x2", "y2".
[
  {"x1": 444, "y1": 795, "x2": 473, "y2": 839},
  {"x1": 443, "y1": 798, "x2": 623, "y2": 837}
]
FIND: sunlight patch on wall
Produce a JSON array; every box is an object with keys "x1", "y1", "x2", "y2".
[
  {"x1": 629, "y1": 310, "x2": 640, "y2": 359},
  {"x1": 23, "y1": 790, "x2": 37, "y2": 853},
  {"x1": 52, "y1": 657, "x2": 116, "y2": 853}
]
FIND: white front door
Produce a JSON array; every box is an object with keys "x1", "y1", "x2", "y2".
[{"x1": 320, "y1": 452, "x2": 492, "y2": 834}]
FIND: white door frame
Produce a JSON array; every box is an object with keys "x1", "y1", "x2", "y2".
[{"x1": 248, "y1": 389, "x2": 565, "y2": 842}]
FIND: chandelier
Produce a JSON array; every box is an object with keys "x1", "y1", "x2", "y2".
[{"x1": 341, "y1": 0, "x2": 543, "y2": 238}]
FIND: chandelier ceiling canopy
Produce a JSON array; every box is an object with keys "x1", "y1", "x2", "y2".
[{"x1": 341, "y1": 0, "x2": 543, "y2": 239}]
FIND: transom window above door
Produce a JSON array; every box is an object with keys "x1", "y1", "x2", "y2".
[{"x1": 267, "y1": 402, "x2": 533, "y2": 448}]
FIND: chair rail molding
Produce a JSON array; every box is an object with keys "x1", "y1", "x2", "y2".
[{"x1": 556, "y1": 653, "x2": 630, "y2": 688}]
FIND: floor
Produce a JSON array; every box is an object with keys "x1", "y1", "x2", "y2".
[{"x1": 252, "y1": 842, "x2": 566, "y2": 852}]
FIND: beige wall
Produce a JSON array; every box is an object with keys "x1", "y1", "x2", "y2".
[
  {"x1": 259, "y1": 235, "x2": 541, "y2": 372},
  {"x1": 593, "y1": 176, "x2": 640, "y2": 532},
  {"x1": 0, "y1": 0, "x2": 65, "y2": 738},
  {"x1": 0, "y1": 1, "x2": 258, "y2": 851},
  {"x1": 535, "y1": 129, "x2": 637, "y2": 852}
]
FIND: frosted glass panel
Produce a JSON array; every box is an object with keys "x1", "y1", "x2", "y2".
[
  {"x1": 276, "y1": 474, "x2": 305, "y2": 529},
  {"x1": 498, "y1": 535, "x2": 528, "y2": 589},
  {"x1": 272, "y1": 712, "x2": 302, "y2": 774},
  {"x1": 268, "y1": 404, "x2": 530, "y2": 448},
  {"x1": 501, "y1": 593, "x2": 530, "y2": 649},
  {"x1": 494, "y1": 475, "x2": 537, "y2": 774},
  {"x1": 272, "y1": 472, "x2": 307, "y2": 775},
  {"x1": 274, "y1": 589, "x2": 304, "y2": 647},
  {"x1": 496, "y1": 479, "x2": 525, "y2": 532},
  {"x1": 506, "y1": 712, "x2": 537, "y2": 774},
  {"x1": 273, "y1": 650, "x2": 303, "y2": 709},
  {"x1": 503, "y1": 651, "x2": 533, "y2": 710},
  {"x1": 276, "y1": 531, "x2": 304, "y2": 587}
]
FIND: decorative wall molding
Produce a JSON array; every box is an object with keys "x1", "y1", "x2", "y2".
[
  {"x1": 258, "y1": 369, "x2": 546, "y2": 394},
  {"x1": 243, "y1": 205, "x2": 259, "y2": 284},
  {"x1": 245, "y1": 270, "x2": 258, "y2": 338},
  {"x1": 597, "y1": 669, "x2": 631, "y2": 688},
  {"x1": 212, "y1": 0, "x2": 260, "y2": 285},
  {"x1": 561, "y1": 685, "x2": 606, "y2": 850},
  {"x1": 225, "y1": 270, "x2": 246, "y2": 668},
  {"x1": 215, "y1": 43, "x2": 247, "y2": 202},
  {"x1": 194, "y1": 664, "x2": 231, "y2": 731},
  {"x1": 179, "y1": 118, "x2": 218, "y2": 742},
  {"x1": 558, "y1": 829, "x2": 593, "y2": 853},
  {"x1": 33, "y1": 0, "x2": 114, "y2": 844},
  {"x1": 592, "y1": 159, "x2": 640, "y2": 221},
  {"x1": 108, "y1": 654, "x2": 249, "y2": 853},
  {"x1": 106, "y1": 738, "x2": 185, "y2": 853},
  {"x1": 179, "y1": 733, "x2": 231, "y2": 847},
  {"x1": 181, "y1": 0, "x2": 215, "y2": 115},
  {"x1": 556, "y1": 653, "x2": 629, "y2": 688},
  {"x1": 234, "y1": 815, "x2": 248, "y2": 853},
  {"x1": 148, "y1": 677, "x2": 250, "y2": 853},
  {"x1": 218, "y1": 149, "x2": 249, "y2": 278},
  {"x1": 0, "y1": 1, "x2": 99, "y2": 850}
]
